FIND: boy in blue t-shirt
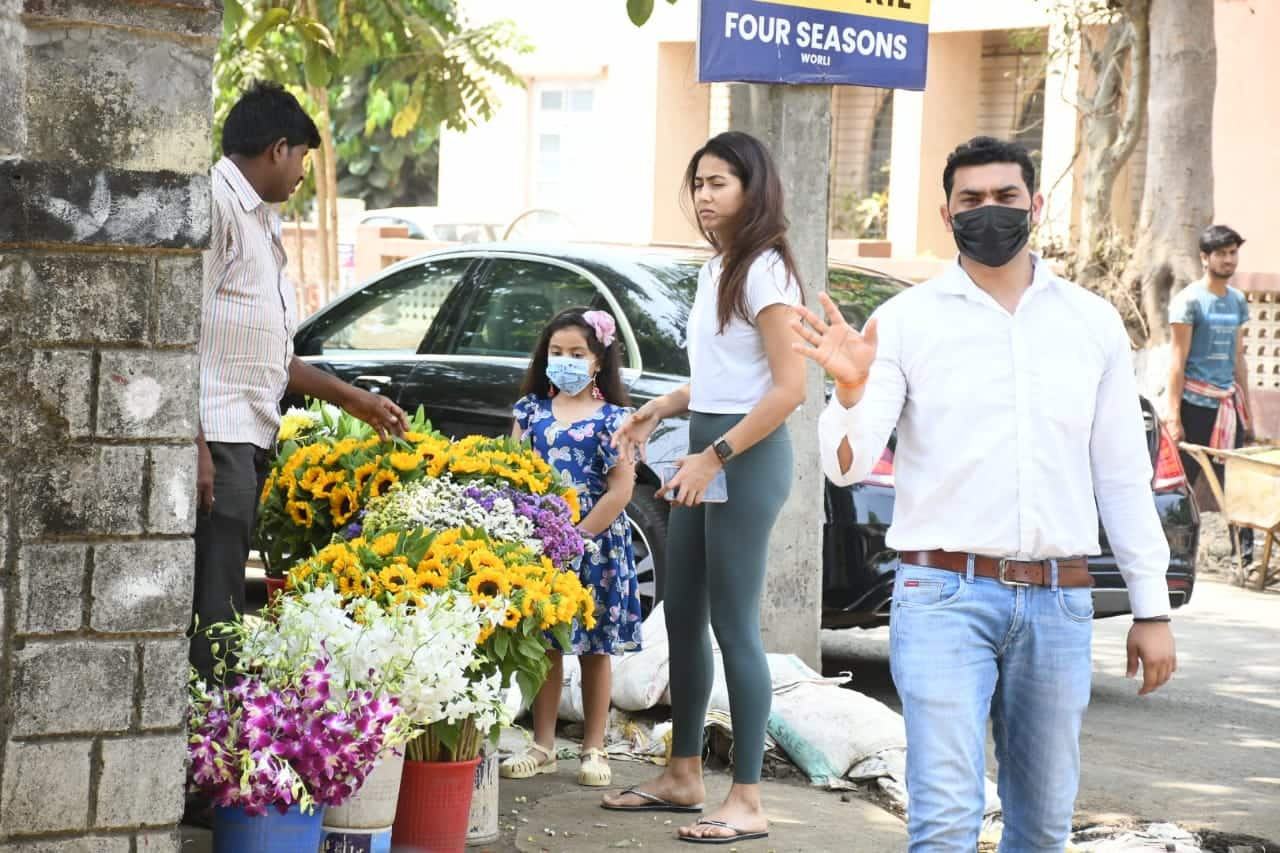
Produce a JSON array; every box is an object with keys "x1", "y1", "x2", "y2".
[{"x1": 1166, "y1": 224, "x2": 1255, "y2": 559}]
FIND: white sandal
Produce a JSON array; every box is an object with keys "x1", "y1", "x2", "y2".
[
  {"x1": 500, "y1": 742, "x2": 557, "y2": 779},
  {"x1": 577, "y1": 747, "x2": 611, "y2": 787}
]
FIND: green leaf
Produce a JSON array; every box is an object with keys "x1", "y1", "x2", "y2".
[
  {"x1": 494, "y1": 629, "x2": 510, "y2": 660},
  {"x1": 627, "y1": 0, "x2": 655, "y2": 26},
  {"x1": 297, "y1": 19, "x2": 336, "y2": 52},
  {"x1": 223, "y1": 0, "x2": 246, "y2": 37},
  {"x1": 244, "y1": 7, "x2": 290, "y2": 51},
  {"x1": 304, "y1": 43, "x2": 332, "y2": 89}
]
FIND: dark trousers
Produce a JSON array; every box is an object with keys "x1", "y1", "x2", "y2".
[
  {"x1": 1179, "y1": 398, "x2": 1252, "y2": 557},
  {"x1": 190, "y1": 442, "x2": 269, "y2": 680}
]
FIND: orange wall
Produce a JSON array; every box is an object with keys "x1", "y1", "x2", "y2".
[
  {"x1": 1214, "y1": 0, "x2": 1280, "y2": 276},
  {"x1": 652, "y1": 42, "x2": 709, "y2": 244},
  {"x1": 916, "y1": 31, "x2": 985, "y2": 258}
]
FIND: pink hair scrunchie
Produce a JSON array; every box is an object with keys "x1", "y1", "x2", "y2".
[{"x1": 582, "y1": 310, "x2": 617, "y2": 348}]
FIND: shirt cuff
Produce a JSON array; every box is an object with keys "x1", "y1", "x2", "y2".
[
  {"x1": 1125, "y1": 576, "x2": 1172, "y2": 620},
  {"x1": 818, "y1": 396, "x2": 864, "y2": 486}
]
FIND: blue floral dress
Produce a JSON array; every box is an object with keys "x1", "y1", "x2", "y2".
[{"x1": 514, "y1": 395, "x2": 643, "y2": 655}]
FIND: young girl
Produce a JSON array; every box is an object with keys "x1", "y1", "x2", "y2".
[
  {"x1": 601, "y1": 132, "x2": 806, "y2": 845},
  {"x1": 500, "y1": 307, "x2": 641, "y2": 788}
]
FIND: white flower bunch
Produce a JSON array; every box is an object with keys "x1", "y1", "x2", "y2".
[{"x1": 237, "y1": 587, "x2": 504, "y2": 731}]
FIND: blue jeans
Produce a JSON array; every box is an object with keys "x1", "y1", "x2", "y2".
[{"x1": 889, "y1": 562, "x2": 1094, "y2": 853}]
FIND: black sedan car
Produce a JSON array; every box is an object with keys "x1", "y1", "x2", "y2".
[{"x1": 291, "y1": 242, "x2": 1199, "y2": 628}]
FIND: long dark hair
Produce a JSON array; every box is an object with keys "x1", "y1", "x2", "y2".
[
  {"x1": 683, "y1": 131, "x2": 801, "y2": 332},
  {"x1": 518, "y1": 307, "x2": 631, "y2": 406}
]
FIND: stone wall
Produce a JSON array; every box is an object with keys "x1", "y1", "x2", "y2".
[{"x1": 0, "y1": 1, "x2": 218, "y2": 849}]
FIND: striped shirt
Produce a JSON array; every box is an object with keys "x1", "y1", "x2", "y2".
[{"x1": 199, "y1": 157, "x2": 297, "y2": 449}]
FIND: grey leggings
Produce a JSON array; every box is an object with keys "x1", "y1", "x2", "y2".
[{"x1": 664, "y1": 412, "x2": 793, "y2": 784}]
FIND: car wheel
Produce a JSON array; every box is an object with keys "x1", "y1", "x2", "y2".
[{"x1": 627, "y1": 485, "x2": 668, "y2": 619}]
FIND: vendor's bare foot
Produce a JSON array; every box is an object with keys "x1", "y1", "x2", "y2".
[
  {"x1": 678, "y1": 785, "x2": 768, "y2": 841},
  {"x1": 600, "y1": 766, "x2": 705, "y2": 810}
]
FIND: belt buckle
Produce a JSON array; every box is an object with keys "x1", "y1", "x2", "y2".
[{"x1": 997, "y1": 558, "x2": 1030, "y2": 587}]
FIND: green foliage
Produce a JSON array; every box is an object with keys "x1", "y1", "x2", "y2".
[{"x1": 214, "y1": 0, "x2": 529, "y2": 209}]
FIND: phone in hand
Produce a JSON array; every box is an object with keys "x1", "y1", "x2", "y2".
[{"x1": 652, "y1": 460, "x2": 728, "y2": 504}]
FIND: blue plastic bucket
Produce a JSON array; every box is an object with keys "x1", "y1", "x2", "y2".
[
  {"x1": 321, "y1": 824, "x2": 393, "y2": 852},
  {"x1": 211, "y1": 802, "x2": 324, "y2": 853}
]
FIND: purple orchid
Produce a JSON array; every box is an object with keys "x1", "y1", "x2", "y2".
[{"x1": 187, "y1": 658, "x2": 400, "y2": 816}]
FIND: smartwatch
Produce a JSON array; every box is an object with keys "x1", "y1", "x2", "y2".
[{"x1": 712, "y1": 437, "x2": 735, "y2": 464}]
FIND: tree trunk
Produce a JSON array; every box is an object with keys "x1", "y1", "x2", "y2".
[
  {"x1": 1126, "y1": 0, "x2": 1216, "y2": 344},
  {"x1": 309, "y1": 106, "x2": 333, "y2": 303},
  {"x1": 308, "y1": 86, "x2": 340, "y2": 303},
  {"x1": 1078, "y1": 1, "x2": 1149, "y2": 288},
  {"x1": 324, "y1": 104, "x2": 339, "y2": 297}
]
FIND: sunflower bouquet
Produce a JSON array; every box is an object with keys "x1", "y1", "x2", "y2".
[
  {"x1": 255, "y1": 401, "x2": 581, "y2": 578},
  {"x1": 285, "y1": 526, "x2": 595, "y2": 706}
]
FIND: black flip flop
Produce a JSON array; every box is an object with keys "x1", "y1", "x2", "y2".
[
  {"x1": 601, "y1": 787, "x2": 704, "y2": 813},
  {"x1": 678, "y1": 818, "x2": 770, "y2": 845}
]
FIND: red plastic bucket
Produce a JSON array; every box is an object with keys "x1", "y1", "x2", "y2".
[
  {"x1": 265, "y1": 575, "x2": 287, "y2": 605},
  {"x1": 391, "y1": 758, "x2": 480, "y2": 853}
]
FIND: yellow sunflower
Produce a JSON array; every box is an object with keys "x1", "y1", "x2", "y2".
[
  {"x1": 562, "y1": 488, "x2": 581, "y2": 522},
  {"x1": 379, "y1": 560, "x2": 414, "y2": 594},
  {"x1": 369, "y1": 469, "x2": 398, "y2": 498},
  {"x1": 501, "y1": 606, "x2": 521, "y2": 630},
  {"x1": 371, "y1": 532, "x2": 399, "y2": 557},
  {"x1": 259, "y1": 472, "x2": 277, "y2": 505},
  {"x1": 352, "y1": 462, "x2": 378, "y2": 494},
  {"x1": 388, "y1": 451, "x2": 420, "y2": 472},
  {"x1": 467, "y1": 568, "x2": 511, "y2": 599},
  {"x1": 433, "y1": 529, "x2": 462, "y2": 549},
  {"x1": 329, "y1": 485, "x2": 359, "y2": 526},
  {"x1": 416, "y1": 569, "x2": 449, "y2": 590},
  {"x1": 300, "y1": 467, "x2": 327, "y2": 494},
  {"x1": 468, "y1": 549, "x2": 506, "y2": 575},
  {"x1": 287, "y1": 501, "x2": 315, "y2": 528}
]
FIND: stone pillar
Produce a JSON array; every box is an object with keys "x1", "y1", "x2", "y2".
[{"x1": 0, "y1": 1, "x2": 219, "y2": 848}]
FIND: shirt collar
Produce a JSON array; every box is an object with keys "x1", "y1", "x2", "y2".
[
  {"x1": 936, "y1": 252, "x2": 1056, "y2": 300},
  {"x1": 214, "y1": 157, "x2": 267, "y2": 213}
]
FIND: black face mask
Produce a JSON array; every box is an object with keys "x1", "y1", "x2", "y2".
[{"x1": 950, "y1": 205, "x2": 1031, "y2": 268}]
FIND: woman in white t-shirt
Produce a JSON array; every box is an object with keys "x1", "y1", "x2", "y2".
[{"x1": 602, "y1": 132, "x2": 807, "y2": 845}]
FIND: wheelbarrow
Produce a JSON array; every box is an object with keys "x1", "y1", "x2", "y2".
[{"x1": 1179, "y1": 442, "x2": 1280, "y2": 591}]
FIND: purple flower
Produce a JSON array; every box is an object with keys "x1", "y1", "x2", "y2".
[
  {"x1": 186, "y1": 658, "x2": 401, "y2": 812},
  {"x1": 462, "y1": 484, "x2": 586, "y2": 569}
]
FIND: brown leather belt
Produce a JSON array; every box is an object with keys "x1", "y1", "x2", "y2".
[{"x1": 899, "y1": 550, "x2": 1094, "y2": 588}]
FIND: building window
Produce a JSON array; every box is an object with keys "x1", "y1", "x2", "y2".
[
  {"x1": 979, "y1": 28, "x2": 1048, "y2": 187},
  {"x1": 530, "y1": 82, "x2": 602, "y2": 226}
]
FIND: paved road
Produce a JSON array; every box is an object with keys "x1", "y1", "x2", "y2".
[{"x1": 821, "y1": 578, "x2": 1280, "y2": 843}]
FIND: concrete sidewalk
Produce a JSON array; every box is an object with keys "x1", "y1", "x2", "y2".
[
  {"x1": 498, "y1": 758, "x2": 906, "y2": 852},
  {"x1": 180, "y1": 756, "x2": 907, "y2": 852}
]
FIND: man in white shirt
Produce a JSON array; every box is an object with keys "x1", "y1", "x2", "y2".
[{"x1": 792, "y1": 136, "x2": 1177, "y2": 852}]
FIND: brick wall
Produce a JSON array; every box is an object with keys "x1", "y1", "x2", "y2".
[{"x1": 0, "y1": 1, "x2": 219, "y2": 849}]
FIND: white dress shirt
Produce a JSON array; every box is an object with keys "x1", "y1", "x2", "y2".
[
  {"x1": 818, "y1": 256, "x2": 1171, "y2": 618},
  {"x1": 200, "y1": 157, "x2": 298, "y2": 449}
]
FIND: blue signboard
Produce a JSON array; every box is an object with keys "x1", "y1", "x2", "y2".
[{"x1": 699, "y1": 0, "x2": 930, "y2": 90}]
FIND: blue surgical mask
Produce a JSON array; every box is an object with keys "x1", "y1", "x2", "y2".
[{"x1": 546, "y1": 356, "x2": 593, "y2": 396}]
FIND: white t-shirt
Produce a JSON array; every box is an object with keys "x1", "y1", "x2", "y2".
[{"x1": 688, "y1": 250, "x2": 801, "y2": 414}]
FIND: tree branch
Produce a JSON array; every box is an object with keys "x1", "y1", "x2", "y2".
[{"x1": 1113, "y1": 0, "x2": 1150, "y2": 166}]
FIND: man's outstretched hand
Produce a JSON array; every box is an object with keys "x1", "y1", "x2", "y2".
[
  {"x1": 791, "y1": 292, "x2": 879, "y2": 387},
  {"x1": 346, "y1": 388, "x2": 409, "y2": 440}
]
